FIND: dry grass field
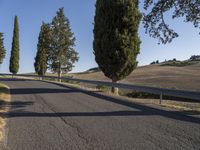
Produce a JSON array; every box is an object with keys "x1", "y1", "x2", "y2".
[
  {"x1": 70, "y1": 62, "x2": 200, "y2": 111},
  {"x1": 72, "y1": 62, "x2": 200, "y2": 92},
  {"x1": 0, "y1": 84, "x2": 10, "y2": 147}
]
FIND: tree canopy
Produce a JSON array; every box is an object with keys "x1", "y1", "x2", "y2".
[
  {"x1": 34, "y1": 22, "x2": 51, "y2": 76},
  {"x1": 49, "y1": 8, "x2": 79, "y2": 78},
  {"x1": 93, "y1": 0, "x2": 141, "y2": 94},
  {"x1": 143, "y1": 0, "x2": 200, "y2": 44}
]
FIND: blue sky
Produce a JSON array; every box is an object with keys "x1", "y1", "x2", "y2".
[{"x1": 0, "y1": 0, "x2": 199, "y2": 73}]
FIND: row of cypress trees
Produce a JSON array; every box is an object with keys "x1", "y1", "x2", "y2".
[
  {"x1": 1, "y1": 0, "x2": 141, "y2": 95},
  {"x1": 34, "y1": 1, "x2": 141, "y2": 95}
]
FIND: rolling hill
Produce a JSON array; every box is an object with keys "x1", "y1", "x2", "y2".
[{"x1": 72, "y1": 61, "x2": 200, "y2": 92}]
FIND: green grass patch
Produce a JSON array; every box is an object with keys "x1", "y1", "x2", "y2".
[
  {"x1": 96, "y1": 85, "x2": 109, "y2": 92},
  {"x1": 0, "y1": 84, "x2": 8, "y2": 94},
  {"x1": 120, "y1": 90, "x2": 197, "y2": 102}
]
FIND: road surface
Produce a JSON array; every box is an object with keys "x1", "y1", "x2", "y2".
[{"x1": 0, "y1": 78, "x2": 200, "y2": 150}]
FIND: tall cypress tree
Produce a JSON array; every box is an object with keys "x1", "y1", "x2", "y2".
[
  {"x1": 9, "y1": 16, "x2": 20, "y2": 74},
  {"x1": 93, "y1": 0, "x2": 141, "y2": 94},
  {"x1": 49, "y1": 8, "x2": 79, "y2": 80},
  {"x1": 34, "y1": 22, "x2": 51, "y2": 76},
  {"x1": 0, "y1": 32, "x2": 6, "y2": 65}
]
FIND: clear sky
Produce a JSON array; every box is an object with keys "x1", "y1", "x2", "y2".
[{"x1": 0, "y1": 0, "x2": 199, "y2": 73}]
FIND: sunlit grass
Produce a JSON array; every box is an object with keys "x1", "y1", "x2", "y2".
[{"x1": 0, "y1": 84, "x2": 10, "y2": 142}]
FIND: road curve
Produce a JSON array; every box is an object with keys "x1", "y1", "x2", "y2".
[{"x1": 0, "y1": 78, "x2": 200, "y2": 150}]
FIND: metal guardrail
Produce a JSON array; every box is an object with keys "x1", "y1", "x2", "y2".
[{"x1": 0, "y1": 73, "x2": 200, "y2": 103}]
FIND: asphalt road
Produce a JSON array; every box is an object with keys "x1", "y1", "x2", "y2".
[{"x1": 0, "y1": 78, "x2": 200, "y2": 150}]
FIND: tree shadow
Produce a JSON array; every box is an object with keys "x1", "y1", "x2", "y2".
[
  {"x1": 1, "y1": 110, "x2": 153, "y2": 118},
  {"x1": 0, "y1": 100, "x2": 34, "y2": 109},
  {"x1": 10, "y1": 88, "x2": 78, "y2": 95},
  {"x1": 0, "y1": 109, "x2": 199, "y2": 125},
  {"x1": 0, "y1": 78, "x2": 30, "y2": 82}
]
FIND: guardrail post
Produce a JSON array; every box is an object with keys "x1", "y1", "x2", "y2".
[{"x1": 159, "y1": 92, "x2": 163, "y2": 104}]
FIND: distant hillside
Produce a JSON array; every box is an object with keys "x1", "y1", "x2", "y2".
[
  {"x1": 77, "y1": 67, "x2": 101, "y2": 74},
  {"x1": 160, "y1": 59, "x2": 200, "y2": 67},
  {"x1": 72, "y1": 61, "x2": 200, "y2": 92}
]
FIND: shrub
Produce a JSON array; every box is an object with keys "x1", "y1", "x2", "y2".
[{"x1": 96, "y1": 85, "x2": 109, "y2": 92}]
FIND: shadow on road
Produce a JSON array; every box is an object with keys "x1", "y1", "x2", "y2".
[
  {"x1": 1, "y1": 108, "x2": 200, "y2": 124},
  {"x1": 0, "y1": 78, "x2": 30, "y2": 82},
  {"x1": 10, "y1": 88, "x2": 78, "y2": 95},
  {"x1": 0, "y1": 110, "x2": 161, "y2": 118},
  {"x1": 0, "y1": 100, "x2": 34, "y2": 109}
]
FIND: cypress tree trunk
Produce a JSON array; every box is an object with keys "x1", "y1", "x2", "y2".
[
  {"x1": 111, "y1": 79, "x2": 119, "y2": 95},
  {"x1": 42, "y1": 64, "x2": 45, "y2": 81},
  {"x1": 58, "y1": 63, "x2": 62, "y2": 82}
]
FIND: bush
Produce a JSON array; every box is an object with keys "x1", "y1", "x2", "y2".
[
  {"x1": 125, "y1": 90, "x2": 159, "y2": 99},
  {"x1": 150, "y1": 61, "x2": 156, "y2": 65},
  {"x1": 96, "y1": 85, "x2": 109, "y2": 92},
  {"x1": 190, "y1": 55, "x2": 200, "y2": 61},
  {"x1": 173, "y1": 58, "x2": 177, "y2": 61},
  {"x1": 122, "y1": 90, "x2": 196, "y2": 102}
]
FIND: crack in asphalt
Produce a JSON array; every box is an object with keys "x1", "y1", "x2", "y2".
[
  {"x1": 48, "y1": 121, "x2": 66, "y2": 142},
  {"x1": 59, "y1": 116, "x2": 89, "y2": 144},
  {"x1": 35, "y1": 94, "x2": 89, "y2": 144}
]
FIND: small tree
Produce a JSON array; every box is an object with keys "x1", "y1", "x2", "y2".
[
  {"x1": 190, "y1": 55, "x2": 200, "y2": 61},
  {"x1": 0, "y1": 33, "x2": 6, "y2": 65},
  {"x1": 49, "y1": 8, "x2": 79, "y2": 80},
  {"x1": 34, "y1": 22, "x2": 51, "y2": 76},
  {"x1": 93, "y1": 0, "x2": 142, "y2": 94},
  {"x1": 9, "y1": 16, "x2": 20, "y2": 74}
]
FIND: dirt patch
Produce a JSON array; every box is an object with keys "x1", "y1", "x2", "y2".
[{"x1": 0, "y1": 84, "x2": 10, "y2": 147}]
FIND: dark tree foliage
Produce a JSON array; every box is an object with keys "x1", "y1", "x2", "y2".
[
  {"x1": 143, "y1": 0, "x2": 200, "y2": 44},
  {"x1": 9, "y1": 16, "x2": 20, "y2": 74},
  {"x1": 49, "y1": 8, "x2": 79, "y2": 78},
  {"x1": 156, "y1": 60, "x2": 159, "y2": 64},
  {"x1": 190, "y1": 55, "x2": 200, "y2": 61},
  {"x1": 93, "y1": 0, "x2": 141, "y2": 93},
  {"x1": 0, "y1": 33, "x2": 6, "y2": 65},
  {"x1": 150, "y1": 61, "x2": 156, "y2": 65},
  {"x1": 34, "y1": 22, "x2": 51, "y2": 76}
]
